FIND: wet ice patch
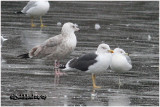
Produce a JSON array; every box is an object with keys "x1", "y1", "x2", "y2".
[
  {"x1": 57, "y1": 22, "x2": 62, "y2": 26},
  {"x1": 148, "y1": 35, "x2": 151, "y2": 41},
  {"x1": 95, "y1": 23, "x2": 101, "y2": 30},
  {"x1": 125, "y1": 24, "x2": 130, "y2": 27},
  {"x1": 64, "y1": 95, "x2": 68, "y2": 99},
  {"x1": 1, "y1": 35, "x2": 8, "y2": 47},
  {"x1": 1, "y1": 35, "x2": 8, "y2": 42}
]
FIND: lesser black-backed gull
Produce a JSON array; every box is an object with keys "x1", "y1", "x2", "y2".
[{"x1": 60, "y1": 43, "x2": 114, "y2": 89}]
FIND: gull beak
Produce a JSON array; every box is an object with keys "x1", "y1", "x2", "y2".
[
  {"x1": 108, "y1": 50, "x2": 114, "y2": 53},
  {"x1": 75, "y1": 24, "x2": 80, "y2": 31},
  {"x1": 76, "y1": 27, "x2": 80, "y2": 31},
  {"x1": 125, "y1": 53, "x2": 129, "y2": 56}
]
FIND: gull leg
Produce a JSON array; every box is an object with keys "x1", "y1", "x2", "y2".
[
  {"x1": 56, "y1": 69, "x2": 60, "y2": 83},
  {"x1": 54, "y1": 60, "x2": 57, "y2": 69},
  {"x1": 54, "y1": 68, "x2": 60, "y2": 86},
  {"x1": 92, "y1": 74, "x2": 101, "y2": 89},
  {"x1": 118, "y1": 75, "x2": 122, "y2": 89},
  {"x1": 40, "y1": 16, "x2": 46, "y2": 28},
  {"x1": 31, "y1": 17, "x2": 36, "y2": 27},
  {"x1": 57, "y1": 61, "x2": 66, "y2": 76},
  {"x1": 54, "y1": 60, "x2": 59, "y2": 76}
]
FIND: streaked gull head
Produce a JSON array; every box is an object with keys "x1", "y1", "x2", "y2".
[
  {"x1": 114, "y1": 48, "x2": 127, "y2": 55},
  {"x1": 61, "y1": 22, "x2": 80, "y2": 34},
  {"x1": 97, "y1": 43, "x2": 114, "y2": 54}
]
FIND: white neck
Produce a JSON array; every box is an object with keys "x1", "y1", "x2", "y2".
[{"x1": 62, "y1": 30, "x2": 75, "y2": 37}]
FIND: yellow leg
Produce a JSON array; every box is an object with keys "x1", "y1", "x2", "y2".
[
  {"x1": 31, "y1": 17, "x2": 36, "y2": 27},
  {"x1": 92, "y1": 74, "x2": 101, "y2": 89},
  {"x1": 40, "y1": 17, "x2": 46, "y2": 27}
]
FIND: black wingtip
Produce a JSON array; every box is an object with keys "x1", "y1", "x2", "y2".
[
  {"x1": 15, "y1": 11, "x2": 23, "y2": 14},
  {"x1": 17, "y1": 53, "x2": 29, "y2": 59},
  {"x1": 59, "y1": 64, "x2": 66, "y2": 69}
]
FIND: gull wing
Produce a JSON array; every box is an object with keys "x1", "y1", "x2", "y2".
[{"x1": 21, "y1": 1, "x2": 37, "y2": 13}]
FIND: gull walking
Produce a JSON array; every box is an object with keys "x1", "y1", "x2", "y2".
[
  {"x1": 18, "y1": 22, "x2": 80, "y2": 75},
  {"x1": 16, "y1": 0, "x2": 50, "y2": 27},
  {"x1": 60, "y1": 43, "x2": 114, "y2": 89}
]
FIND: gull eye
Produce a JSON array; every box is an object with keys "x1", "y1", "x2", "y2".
[
  {"x1": 102, "y1": 47, "x2": 106, "y2": 49},
  {"x1": 72, "y1": 25, "x2": 75, "y2": 28}
]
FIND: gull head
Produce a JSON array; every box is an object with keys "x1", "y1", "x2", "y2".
[
  {"x1": 114, "y1": 48, "x2": 128, "y2": 55},
  {"x1": 97, "y1": 43, "x2": 114, "y2": 54},
  {"x1": 62, "y1": 22, "x2": 80, "y2": 34}
]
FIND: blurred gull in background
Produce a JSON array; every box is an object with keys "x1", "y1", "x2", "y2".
[{"x1": 15, "y1": 0, "x2": 50, "y2": 27}]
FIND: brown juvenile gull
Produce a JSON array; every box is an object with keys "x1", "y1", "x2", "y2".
[{"x1": 18, "y1": 22, "x2": 80, "y2": 75}]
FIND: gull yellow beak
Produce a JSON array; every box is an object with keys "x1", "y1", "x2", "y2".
[
  {"x1": 125, "y1": 53, "x2": 129, "y2": 56},
  {"x1": 108, "y1": 50, "x2": 114, "y2": 53}
]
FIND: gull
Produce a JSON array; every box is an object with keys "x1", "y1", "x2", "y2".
[
  {"x1": 110, "y1": 48, "x2": 132, "y2": 86},
  {"x1": 60, "y1": 43, "x2": 114, "y2": 89},
  {"x1": 18, "y1": 22, "x2": 80, "y2": 75},
  {"x1": 16, "y1": 0, "x2": 50, "y2": 27}
]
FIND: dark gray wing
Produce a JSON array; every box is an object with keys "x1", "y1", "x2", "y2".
[
  {"x1": 124, "y1": 55, "x2": 132, "y2": 65},
  {"x1": 69, "y1": 53, "x2": 97, "y2": 71},
  {"x1": 21, "y1": 1, "x2": 37, "y2": 13}
]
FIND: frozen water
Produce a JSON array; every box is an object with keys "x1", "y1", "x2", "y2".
[{"x1": 1, "y1": 1, "x2": 159, "y2": 106}]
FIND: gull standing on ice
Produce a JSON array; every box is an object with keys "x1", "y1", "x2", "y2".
[
  {"x1": 60, "y1": 43, "x2": 114, "y2": 89},
  {"x1": 18, "y1": 22, "x2": 80, "y2": 75},
  {"x1": 16, "y1": 0, "x2": 50, "y2": 27},
  {"x1": 110, "y1": 48, "x2": 132, "y2": 86}
]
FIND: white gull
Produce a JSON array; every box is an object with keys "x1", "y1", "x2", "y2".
[
  {"x1": 110, "y1": 48, "x2": 132, "y2": 86},
  {"x1": 110, "y1": 48, "x2": 132, "y2": 73},
  {"x1": 16, "y1": 0, "x2": 50, "y2": 27}
]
